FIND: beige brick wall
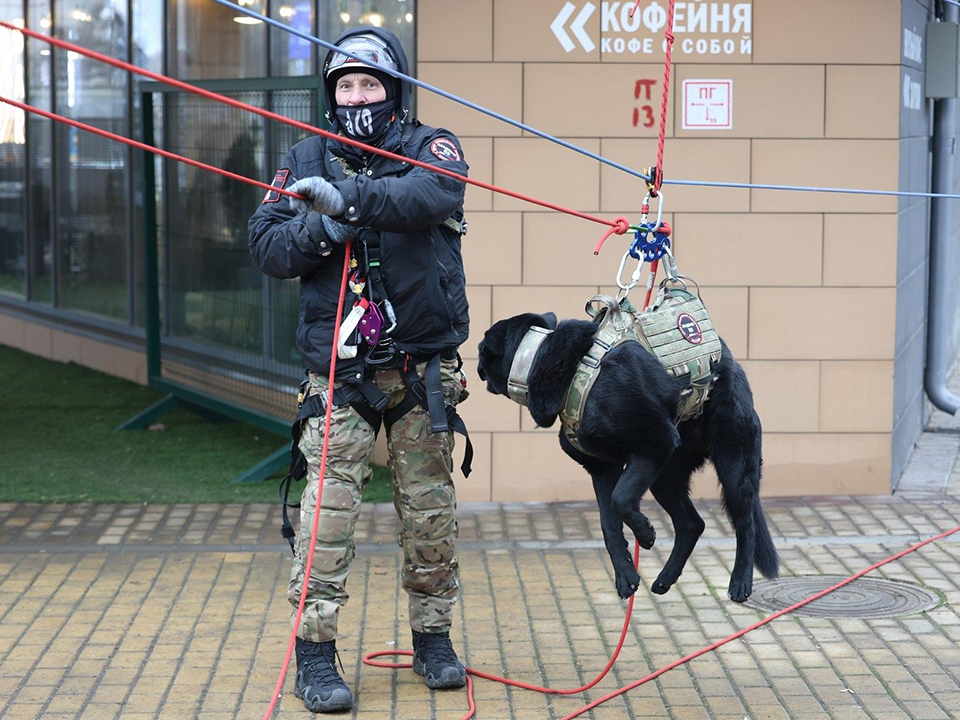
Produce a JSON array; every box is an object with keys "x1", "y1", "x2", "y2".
[
  {"x1": 0, "y1": 2, "x2": 904, "y2": 504},
  {"x1": 418, "y1": 0, "x2": 902, "y2": 500},
  {"x1": 0, "y1": 313, "x2": 147, "y2": 385}
]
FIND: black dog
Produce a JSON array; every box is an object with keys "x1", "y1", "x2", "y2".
[{"x1": 477, "y1": 312, "x2": 778, "y2": 602}]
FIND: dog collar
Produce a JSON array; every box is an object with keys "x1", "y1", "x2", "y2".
[{"x1": 507, "y1": 326, "x2": 553, "y2": 406}]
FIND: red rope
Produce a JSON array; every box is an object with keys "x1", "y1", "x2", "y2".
[
  {"x1": 592, "y1": 216, "x2": 630, "y2": 255},
  {"x1": 561, "y1": 524, "x2": 960, "y2": 719},
  {"x1": 1, "y1": 21, "x2": 623, "y2": 233},
  {"x1": 0, "y1": 23, "x2": 623, "y2": 717},
  {"x1": 0, "y1": 97, "x2": 307, "y2": 202},
  {"x1": 19, "y1": 15, "x2": 923, "y2": 720},
  {"x1": 362, "y1": 542, "x2": 643, "y2": 719},
  {"x1": 0, "y1": 78, "x2": 346, "y2": 720},
  {"x1": 628, "y1": 0, "x2": 675, "y2": 194},
  {"x1": 655, "y1": 2, "x2": 677, "y2": 195},
  {"x1": 364, "y1": 525, "x2": 960, "y2": 720},
  {"x1": 262, "y1": 244, "x2": 353, "y2": 720},
  {"x1": 643, "y1": 259, "x2": 660, "y2": 308}
]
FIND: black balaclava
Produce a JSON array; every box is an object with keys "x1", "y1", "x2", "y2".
[{"x1": 330, "y1": 67, "x2": 399, "y2": 149}]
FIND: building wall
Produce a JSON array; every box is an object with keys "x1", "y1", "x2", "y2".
[
  {"x1": 418, "y1": 0, "x2": 905, "y2": 501},
  {"x1": 3, "y1": 0, "x2": 948, "y2": 503},
  {"x1": 893, "y1": 0, "x2": 933, "y2": 485},
  {"x1": 0, "y1": 311, "x2": 147, "y2": 384}
]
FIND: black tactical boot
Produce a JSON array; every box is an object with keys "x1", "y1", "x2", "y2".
[
  {"x1": 294, "y1": 638, "x2": 353, "y2": 713},
  {"x1": 411, "y1": 630, "x2": 467, "y2": 689}
]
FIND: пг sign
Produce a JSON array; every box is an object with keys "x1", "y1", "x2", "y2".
[{"x1": 682, "y1": 79, "x2": 733, "y2": 130}]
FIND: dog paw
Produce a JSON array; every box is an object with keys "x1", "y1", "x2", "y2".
[
  {"x1": 651, "y1": 573, "x2": 676, "y2": 595},
  {"x1": 615, "y1": 567, "x2": 641, "y2": 599},
  {"x1": 727, "y1": 578, "x2": 753, "y2": 603},
  {"x1": 635, "y1": 523, "x2": 656, "y2": 550}
]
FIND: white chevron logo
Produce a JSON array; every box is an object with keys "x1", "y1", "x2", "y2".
[{"x1": 550, "y1": 2, "x2": 596, "y2": 53}]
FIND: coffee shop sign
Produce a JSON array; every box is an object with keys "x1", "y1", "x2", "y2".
[{"x1": 551, "y1": 1, "x2": 753, "y2": 56}]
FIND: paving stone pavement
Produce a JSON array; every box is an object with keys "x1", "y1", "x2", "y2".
[
  {"x1": 2, "y1": 378, "x2": 960, "y2": 719},
  {"x1": 2, "y1": 486, "x2": 960, "y2": 720}
]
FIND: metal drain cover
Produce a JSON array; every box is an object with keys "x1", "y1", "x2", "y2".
[{"x1": 746, "y1": 576, "x2": 941, "y2": 619}]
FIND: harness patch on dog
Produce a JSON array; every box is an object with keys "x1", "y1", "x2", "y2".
[
  {"x1": 677, "y1": 312, "x2": 703, "y2": 344},
  {"x1": 262, "y1": 169, "x2": 290, "y2": 204},
  {"x1": 430, "y1": 138, "x2": 461, "y2": 162}
]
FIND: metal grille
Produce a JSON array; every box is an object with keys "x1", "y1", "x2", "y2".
[{"x1": 145, "y1": 81, "x2": 320, "y2": 425}]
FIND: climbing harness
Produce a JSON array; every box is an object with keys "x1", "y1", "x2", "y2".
[
  {"x1": 561, "y1": 286, "x2": 721, "y2": 451},
  {"x1": 505, "y1": 277, "x2": 721, "y2": 456},
  {"x1": 278, "y1": 350, "x2": 474, "y2": 553},
  {"x1": 331, "y1": 158, "x2": 465, "y2": 363},
  {"x1": 508, "y1": 167, "x2": 720, "y2": 453}
]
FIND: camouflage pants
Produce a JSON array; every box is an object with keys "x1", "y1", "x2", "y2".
[{"x1": 288, "y1": 359, "x2": 466, "y2": 643}]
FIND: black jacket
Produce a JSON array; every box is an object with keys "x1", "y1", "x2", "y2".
[{"x1": 248, "y1": 27, "x2": 469, "y2": 380}]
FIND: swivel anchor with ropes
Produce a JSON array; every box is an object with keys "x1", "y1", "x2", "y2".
[{"x1": 613, "y1": 184, "x2": 674, "y2": 301}]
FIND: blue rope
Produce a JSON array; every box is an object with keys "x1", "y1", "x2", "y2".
[
  {"x1": 208, "y1": 0, "x2": 652, "y2": 183},
  {"x1": 661, "y1": 179, "x2": 960, "y2": 200},
  {"x1": 209, "y1": 0, "x2": 960, "y2": 202}
]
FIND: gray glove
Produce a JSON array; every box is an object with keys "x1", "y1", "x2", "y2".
[
  {"x1": 288, "y1": 176, "x2": 346, "y2": 217},
  {"x1": 321, "y1": 215, "x2": 360, "y2": 245}
]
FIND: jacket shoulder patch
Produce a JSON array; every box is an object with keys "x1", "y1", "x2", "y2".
[
  {"x1": 429, "y1": 138, "x2": 461, "y2": 162},
  {"x1": 262, "y1": 169, "x2": 291, "y2": 204}
]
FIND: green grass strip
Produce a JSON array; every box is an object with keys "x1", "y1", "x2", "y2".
[{"x1": 0, "y1": 343, "x2": 392, "y2": 503}]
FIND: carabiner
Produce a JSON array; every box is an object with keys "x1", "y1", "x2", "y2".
[
  {"x1": 616, "y1": 247, "x2": 644, "y2": 298},
  {"x1": 381, "y1": 299, "x2": 398, "y2": 335},
  {"x1": 661, "y1": 243, "x2": 680, "y2": 281},
  {"x1": 647, "y1": 189, "x2": 665, "y2": 232}
]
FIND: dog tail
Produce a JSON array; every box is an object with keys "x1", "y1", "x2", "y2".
[{"x1": 753, "y1": 501, "x2": 779, "y2": 579}]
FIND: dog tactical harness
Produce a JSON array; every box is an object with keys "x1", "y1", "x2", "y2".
[{"x1": 508, "y1": 286, "x2": 722, "y2": 456}]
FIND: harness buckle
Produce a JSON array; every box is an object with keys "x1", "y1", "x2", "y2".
[
  {"x1": 579, "y1": 355, "x2": 602, "y2": 369},
  {"x1": 364, "y1": 339, "x2": 402, "y2": 369}
]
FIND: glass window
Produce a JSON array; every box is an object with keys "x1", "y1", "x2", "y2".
[
  {"x1": 132, "y1": 0, "x2": 163, "y2": 74},
  {"x1": 156, "y1": 85, "x2": 315, "y2": 369},
  {"x1": 169, "y1": 0, "x2": 267, "y2": 80},
  {"x1": 270, "y1": 1, "x2": 314, "y2": 77},
  {"x1": 26, "y1": 1, "x2": 53, "y2": 304},
  {"x1": 54, "y1": 0, "x2": 129, "y2": 320},
  {"x1": 162, "y1": 92, "x2": 267, "y2": 356},
  {"x1": 0, "y1": 8, "x2": 27, "y2": 299}
]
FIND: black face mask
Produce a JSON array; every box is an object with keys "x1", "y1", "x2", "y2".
[{"x1": 335, "y1": 100, "x2": 394, "y2": 146}]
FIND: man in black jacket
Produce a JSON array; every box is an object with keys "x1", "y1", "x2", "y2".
[{"x1": 249, "y1": 27, "x2": 470, "y2": 713}]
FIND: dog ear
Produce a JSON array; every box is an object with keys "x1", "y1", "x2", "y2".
[
  {"x1": 527, "y1": 392, "x2": 560, "y2": 429},
  {"x1": 539, "y1": 312, "x2": 558, "y2": 330}
]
